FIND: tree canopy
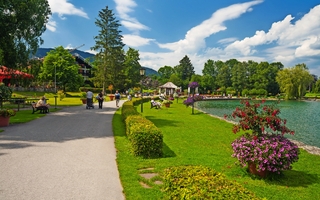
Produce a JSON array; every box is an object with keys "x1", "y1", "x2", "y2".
[
  {"x1": 276, "y1": 63, "x2": 313, "y2": 99},
  {"x1": 40, "y1": 46, "x2": 83, "y2": 92},
  {"x1": 0, "y1": 0, "x2": 51, "y2": 68}
]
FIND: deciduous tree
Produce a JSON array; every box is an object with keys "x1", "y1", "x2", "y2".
[
  {"x1": 123, "y1": 47, "x2": 141, "y2": 90},
  {"x1": 276, "y1": 63, "x2": 313, "y2": 99},
  {"x1": 0, "y1": 0, "x2": 51, "y2": 68},
  {"x1": 40, "y1": 46, "x2": 83, "y2": 92}
]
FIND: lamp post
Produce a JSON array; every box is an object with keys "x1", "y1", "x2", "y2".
[
  {"x1": 140, "y1": 67, "x2": 146, "y2": 113},
  {"x1": 54, "y1": 64, "x2": 57, "y2": 94}
]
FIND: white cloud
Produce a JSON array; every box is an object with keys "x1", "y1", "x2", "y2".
[
  {"x1": 218, "y1": 37, "x2": 238, "y2": 45},
  {"x1": 121, "y1": 20, "x2": 149, "y2": 33},
  {"x1": 225, "y1": 4, "x2": 320, "y2": 67},
  {"x1": 157, "y1": 0, "x2": 263, "y2": 54},
  {"x1": 114, "y1": 0, "x2": 149, "y2": 32},
  {"x1": 46, "y1": 19, "x2": 57, "y2": 32},
  {"x1": 46, "y1": 0, "x2": 89, "y2": 33},
  {"x1": 123, "y1": 34, "x2": 155, "y2": 47},
  {"x1": 295, "y1": 36, "x2": 320, "y2": 57},
  {"x1": 48, "y1": 0, "x2": 89, "y2": 19}
]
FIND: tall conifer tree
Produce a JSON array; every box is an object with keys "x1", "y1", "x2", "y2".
[{"x1": 91, "y1": 6, "x2": 125, "y2": 93}]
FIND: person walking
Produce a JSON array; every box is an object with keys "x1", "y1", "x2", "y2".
[
  {"x1": 115, "y1": 90, "x2": 121, "y2": 107},
  {"x1": 97, "y1": 91, "x2": 104, "y2": 109},
  {"x1": 86, "y1": 89, "x2": 94, "y2": 107}
]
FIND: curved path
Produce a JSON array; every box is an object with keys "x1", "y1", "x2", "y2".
[{"x1": 0, "y1": 100, "x2": 126, "y2": 200}]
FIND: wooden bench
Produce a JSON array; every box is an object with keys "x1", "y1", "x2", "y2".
[{"x1": 31, "y1": 103, "x2": 49, "y2": 114}]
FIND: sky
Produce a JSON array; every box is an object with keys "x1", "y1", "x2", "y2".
[{"x1": 42, "y1": 0, "x2": 320, "y2": 76}]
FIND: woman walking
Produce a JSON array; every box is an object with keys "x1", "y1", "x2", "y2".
[
  {"x1": 115, "y1": 90, "x2": 121, "y2": 107},
  {"x1": 97, "y1": 91, "x2": 104, "y2": 109}
]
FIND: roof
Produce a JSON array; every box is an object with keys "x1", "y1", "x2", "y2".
[{"x1": 159, "y1": 82, "x2": 177, "y2": 89}]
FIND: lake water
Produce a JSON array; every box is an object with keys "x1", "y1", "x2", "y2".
[{"x1": 196, "y1": 100, "x2": 320, "y2": 148}]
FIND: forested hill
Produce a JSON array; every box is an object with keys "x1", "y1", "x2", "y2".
[{"x1": 34, "y1": 48, "x2": 159, "y2": 76}]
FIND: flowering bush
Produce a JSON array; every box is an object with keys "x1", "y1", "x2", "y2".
[
  {"x1": 183, "y1": 95, "x2": 204, "y2": 107},
  {"x1": 232, "y1": 133, "x2": 299, "y2": 173},
  {"x1": 183, "y1": 82, "x2": 203, "y2": 107},
  {"x1": 188, "y1": 82, "x2": 199, "y2": 88},
  {"x1": 183, "y1": 97, "x2": 194, "y2": 107},
  {"x1": 0, "y1": 109, "x2": 16, "y2": 117},
  {"x1": 226, "y1": 100, "x2": 294, "y2": 136},
  {"x1": 226, "y1": 100, "x2": 299, "y2": 175}
]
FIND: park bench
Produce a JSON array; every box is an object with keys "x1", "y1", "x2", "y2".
[{"x1": 31, "y1": 103, "x2": 49, "y2": 114}]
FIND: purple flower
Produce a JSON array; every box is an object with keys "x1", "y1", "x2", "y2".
[
  {"x1": 231, "y1": 133, "x2": 300, "y2": 174},
  {"x1": 188, "y1": 82, "x2": 199, "y2": 88}
]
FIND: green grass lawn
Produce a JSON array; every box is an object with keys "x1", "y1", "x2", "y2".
[
  {"x1": 9, "y1": 108, "x2": 61, "y2": 124},
  {"x1": 113, "y1": 100, "x2": 320, "y2": 200}
]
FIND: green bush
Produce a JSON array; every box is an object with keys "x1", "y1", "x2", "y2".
[
  {"x1": 162, "y1": 165, "x2": 261, "y2": 200},
  {"x1": 125, "y1": 115, "x2": 163, "y2": 158},
  {"x1": 58, "y1": 90, "x2": 65, "y2": 100},
  {"x1": 0, "y1": 84, "x2": 12, "y2": 99},
  {"x1": 121, "y1": 101, "x2": 140, "y2": 120}
]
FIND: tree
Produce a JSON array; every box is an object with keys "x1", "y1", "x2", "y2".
[
  {"x1": 91, "y1": 6, "x2": 125, "y2": 92},
  {"x1": 309, "y1": 74, "x2": 318, "y2": 92},
  {"x1": 231, "y1": 62, "x2": 248, "y2": 94},
  {"x1": 216, "y1": 61, "x2": 231, "y2": 92},
  {"x1": 123, "y1": 47, "x2": 141, "y2": 90},
  {"x1": 201, "y1": 75, "x2": 215, "y2": 94},
  {"x1": 276, "y1": 64, "x2": 313, "y2": 99},
  {"x1": 202, "y1": 59, "x2": 216, "y2": 77},
  {"x1": 39, "y1": 46, "x2": 83, "y2": 92},
  {"x1": 267, "y1": 62, "x2": 283, "y2": 95},
  {"x1": 168, "y1": 74, "x2": 183, "y2": 89},
  {"x1": 158, "y1": 65, "x2": 175, "y2": 83},
  {"x1": 27, "y1": 58, "x2": 43, "y2": 84},
  {"x1": 314, "y1": 79, "x2": 320, "y2": 93},
  {"x1": 0, "y1": 0, "x2": 51, "y2": 68},
  {"x1": 174, "y1": 55, "x2": 195, "y2": 81}
]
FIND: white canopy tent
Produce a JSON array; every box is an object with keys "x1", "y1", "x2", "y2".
[{"x1": 158, "y1": 82, "x2": 178, "y2": 95}]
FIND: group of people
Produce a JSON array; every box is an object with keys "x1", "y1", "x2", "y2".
[{"x1": 86, "y1": 89, "x2": 121, "y2": 109}]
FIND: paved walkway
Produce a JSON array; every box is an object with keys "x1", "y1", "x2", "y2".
[{"x1": 0, "y1": 100, "x2": 126, "y2": 200}]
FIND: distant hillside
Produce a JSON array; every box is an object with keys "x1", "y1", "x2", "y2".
[
  {"x1": 35, "y1": 48, "x2": 159, "y2": 76},
  {"x1": 34, "y1": 48, "x2": 95, "y2": 60}
]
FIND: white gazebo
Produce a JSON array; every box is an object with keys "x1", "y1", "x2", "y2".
[{"x1": 159, "y1": 82, "x2": 178, "y2": 95}]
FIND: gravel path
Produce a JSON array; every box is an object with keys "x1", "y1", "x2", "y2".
[{"x1": 0, "y1": 100, "x2": 126, "y2": 200}]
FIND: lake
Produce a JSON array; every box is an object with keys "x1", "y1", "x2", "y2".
[{"x1": 196, "y1": 99, "x2": 320, "y2": 148}]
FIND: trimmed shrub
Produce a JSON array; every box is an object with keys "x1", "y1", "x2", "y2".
[
  {"x1": 162, "y1": 165, "x2": 261, "y2": 200},
  {"x1": 125, "y1": 115, "x2": 163, "y2": 158},
  {"x1": 121, "y1": 101, "x2": 140, "y2": 120}
]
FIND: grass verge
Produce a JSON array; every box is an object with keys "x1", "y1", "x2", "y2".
[{"x1": 113, "y1": 100, "x2": 320, "y2": 200}]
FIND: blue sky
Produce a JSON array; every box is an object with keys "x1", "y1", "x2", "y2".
[{"x1": 43, "y1": 0, "x2": 320, "y2": 76}]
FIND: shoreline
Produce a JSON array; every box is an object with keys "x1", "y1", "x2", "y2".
[{"x1": 198, "y1": 109, "x2": 320, "y2": 156}]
